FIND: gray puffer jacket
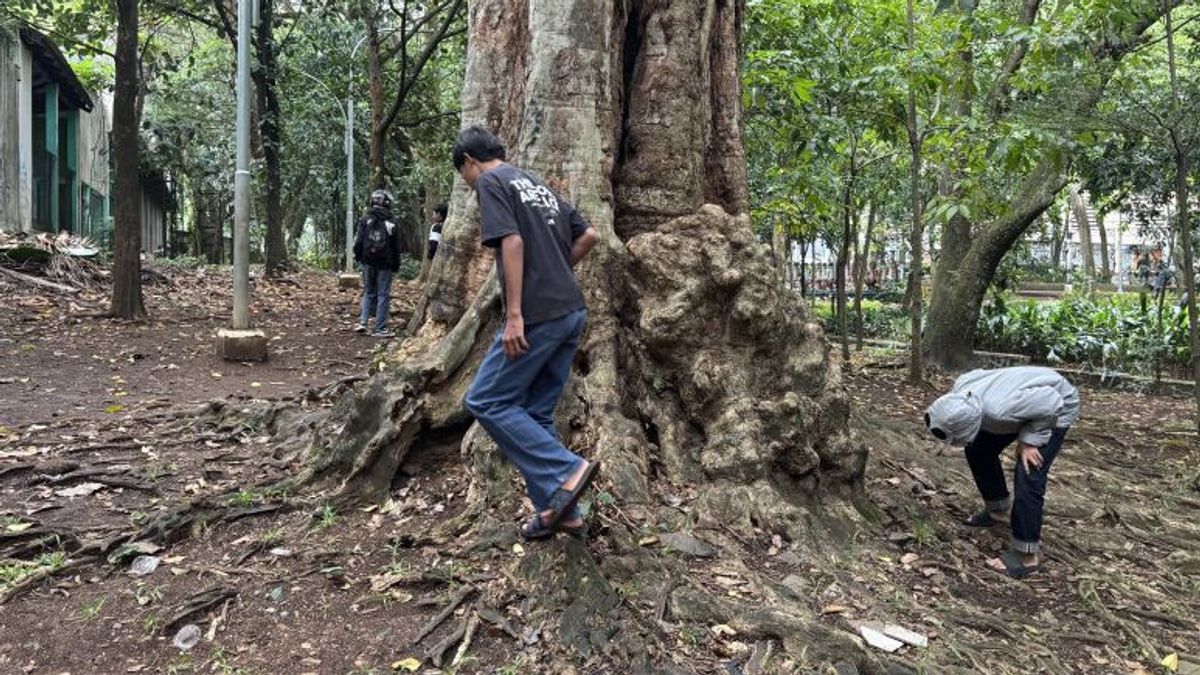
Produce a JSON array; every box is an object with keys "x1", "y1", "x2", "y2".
[{"x1": 925, "y1": 366, "x2": 1080, "y2": 447}]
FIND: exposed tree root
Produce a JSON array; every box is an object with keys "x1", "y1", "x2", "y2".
[
  {"x1": 450, "y1": 610, "x2": 481, "y2": 667},
  {"x1": 427, "y1": 612, "x2": 469, "y2": 667},
  {"x1": 668, "y1": 585, "x2": 883, "y2": 673},
  {"x1": 415, "y1": 584, "x2": 477, "y2": 644},
  {"x1": 163, "y1": 586, "x2": 239, "y2": 632}
]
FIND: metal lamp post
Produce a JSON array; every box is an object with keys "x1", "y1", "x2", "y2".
[
  {"x1": 345, "y1": 34, "x2": 368, "y2": 273},
  {"x1": 217, "y1": 0, "x2": 268, "y2": 361}
]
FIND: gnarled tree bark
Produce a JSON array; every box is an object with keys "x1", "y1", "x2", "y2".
[{"x1": 268, "y1": 0, "x2": 872, "y2": 668}]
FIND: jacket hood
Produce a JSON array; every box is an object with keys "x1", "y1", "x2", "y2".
[{"x1": 925, "y1": 391, "x2": 983, "y2": 446}]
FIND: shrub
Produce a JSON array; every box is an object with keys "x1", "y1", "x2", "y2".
[
  {"x1": 396, "y1": 254, "x2": 421, "y2": 281},
  {"x1": 976, "y1": 291, "x2": 1192, "y2": 376},
  {"x1": 813, "y1": 299, "x2": 909, "y2": 342}
]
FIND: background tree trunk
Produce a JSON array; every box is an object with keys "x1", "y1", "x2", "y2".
[
  {"x1": 798, "y1": 236, "x2": 808, "y2": 298},
  {"x1": 836, "y1": 151, "x2": 857, "y2": 362},
  {"x1": 268, "y1": 0, "x2": 870, "y2": 664},
  {"x1": 366, "y1": 14, "x2": 386, "y2": 192},
  {"x1": 1163, "y1": 1, "x2": 1200, "y2": 432},
  {"x1": 1049, "y1": 209, "x2": 1066, "y2": 269},
  {"x1": 922, "y1": 4, "x2": 1178, "y2": 368},
  {"x1": 110, "y1": 0, "x2": 145, "y2": 319},
  {"x1": 1070, "y1": 185, "x2": 1095, "y2": 283},
  {"x1": 1096, "y1": 209, "x2": 1111, "y2": 281},
  {"x1": 905, "y1": 0, "x2": 923, "y2": 382},
  {"x1": 254, "y1": 0, "x2": 289, "y2": 276},
  {"x1": 854, "y1": 199, "x2": 876, "y2": 351},
  {"x1": 925, "y1": 161, "x2": 1068, "y2": 369}
]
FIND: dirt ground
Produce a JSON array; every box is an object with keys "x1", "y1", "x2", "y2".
[{"x1": 1, "y1": 268, "x2": 1198, "y2": 675}]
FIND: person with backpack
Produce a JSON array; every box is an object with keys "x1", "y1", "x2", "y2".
[
  {"x1": 923, "y1": 366, "x2": 1080, "y2": 578},
  {"x1": 455, "y1": 125, "x2": 601, "y2": 541},
  {"x1": 427, "y1": 203, "x2": 447, "y2": 260},
  {"x1": 353, "y1": 189, "x2": 404, "y2": 337}
]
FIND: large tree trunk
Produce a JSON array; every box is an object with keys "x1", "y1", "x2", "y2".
[
  {"x1": 110, "y1": 0, "x2": 145, "y2": 319},
  {"x1": 268, "y1": 0, "x2": 869, "y2": 666},
  {"x1": 254, "y1": 0, "x2": 289, "y2": 276}
]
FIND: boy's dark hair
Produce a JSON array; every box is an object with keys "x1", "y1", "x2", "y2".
[
  {"x1": 434, "y1": 203, "x2": 448, "y2": 220},
  {"x1": 452, "y1": 125, "x2": 506, "y2": 170}
]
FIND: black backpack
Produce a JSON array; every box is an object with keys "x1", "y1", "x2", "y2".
[{"x1": 363, "y1": 218, "x2": 391, "y2": 263}]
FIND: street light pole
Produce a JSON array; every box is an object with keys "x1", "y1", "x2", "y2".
[
  {"x1": 232, "y1": 0, "x2": 251, "y2": 328},
  {"x1": 345, "y1": 34, "x2": 368, "y2": 274},
  {"x1": 217, "y1": 0, "x2": 267, "y2": 361}
]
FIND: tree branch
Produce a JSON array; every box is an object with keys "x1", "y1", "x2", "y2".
[
  {"x1": 210, "y1": 0, "x2": 237, "y2": 47},
  {"x1": 148, "y1": 0, "x2": 222, "y2": 32},
  {"x1": 396, "y1": 109, "x2": 462, "y2": 128},
  {"x1": 1092, "y1": 0, "x2": 1187, "y2": 61},
  {"x1": 380, "y1": 0, "x2": 463, "y2": 135},
  {"x1": 986, "y1": 0, "x2": 1041, "y2": 120}
]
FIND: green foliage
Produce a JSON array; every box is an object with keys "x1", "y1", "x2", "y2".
[
  {"x1": 69, "y1": 55, "x2": 113, "y2": 91},
  {"x1": 313, "y1": 503, "x2": 337, "y2": 530},
  {"x1": 812, "y1": 299, "x2": 909, "y2": 341},
  {"x1": 395, "y1": 254, "x2": 421, "y2": 282},
  {"x1": 977, "y1": 292, "x2": 1193, "y2": 376}
]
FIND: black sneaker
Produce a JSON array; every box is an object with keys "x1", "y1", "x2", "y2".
[
  {"x1": 372, "y1": 329, "x2": 395, "y2": 338},
  {"x1": 354, "y1": 323, "x2": 368, "y2": 334}
]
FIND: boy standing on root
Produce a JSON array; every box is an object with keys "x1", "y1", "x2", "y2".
[
  {"x1": 924, "y1": 366, "x2": 1080, "y2": 578},
  {"x1": 455, "y1": 125, "x2": 601, "y2": 541}
]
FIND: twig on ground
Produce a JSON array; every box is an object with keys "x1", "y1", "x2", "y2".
[{"x1": 414, "y1": 584, "x2": 476, "y2": 644}]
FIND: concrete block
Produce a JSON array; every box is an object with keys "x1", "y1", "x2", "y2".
[
  {"x1": 217, "y1": 328, "x2": 268, "y2": 362},
  {"x1": 338, "y1": 273, "x2": 360, "y2": 289}
]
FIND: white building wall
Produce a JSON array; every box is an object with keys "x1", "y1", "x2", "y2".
[
  {"x1": 0, "y1": 33, "x2": 19, "y2": 232},
  {"x1": 17, "y1": 41, "x2": 32, "y2": 232},
  {"x1": 77, "y1": 96, "x2": 109, "y2": 196}
]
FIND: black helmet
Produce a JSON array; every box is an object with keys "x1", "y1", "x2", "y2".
[{"x1": 370, "y1": 189, "x2": 393, "y2": 208}]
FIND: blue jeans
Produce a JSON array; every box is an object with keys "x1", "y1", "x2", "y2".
[
  {"x1": 359, "y1": 264, "x2": 393, "y2": 331},
  {"x1": 465, "y1": 308, "x2": 587, "y2": 519},
  {"x1": 964, "y1": 427, "x2": 1069, "y2": 553}
]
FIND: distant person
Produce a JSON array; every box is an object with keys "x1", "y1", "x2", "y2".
[
  {"x1": 454, "y1": 125, "x2": 601, "y2": 540},
  {"x1": 1133, "y1": 247, "x2": 1150, "y2": 288},
  {"x1": 352, "y1": 189, "x2": 404, "y2": 338},
  {"x1": 427, "y1": 203, "x2": 447, "y2": 260},
  {"x1": 924, "y1": 366, "x2": 1080, "y2": 578}
]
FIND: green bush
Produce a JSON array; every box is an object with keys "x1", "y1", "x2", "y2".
[
  {"x1": 396, "y1": 254, "x2": 421, "y2": 281},
  {"x1": 977, "y1": 291, "x2": 1192, "y2": 376},
  {"x1": 813, "y1": 299, "x2": 909, "y2": 341}
]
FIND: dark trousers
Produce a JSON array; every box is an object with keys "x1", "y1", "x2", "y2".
[
  {"x1": 465, "y1": 309, "x2": 587, "y2": 520},
  {"x1": 964, "y1": 427, "x2": 1069, "y2": 553}
]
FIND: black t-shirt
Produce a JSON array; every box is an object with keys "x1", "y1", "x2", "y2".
[{"x1": 476, "y1": 164, "x2": 588, "y2": 324}]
